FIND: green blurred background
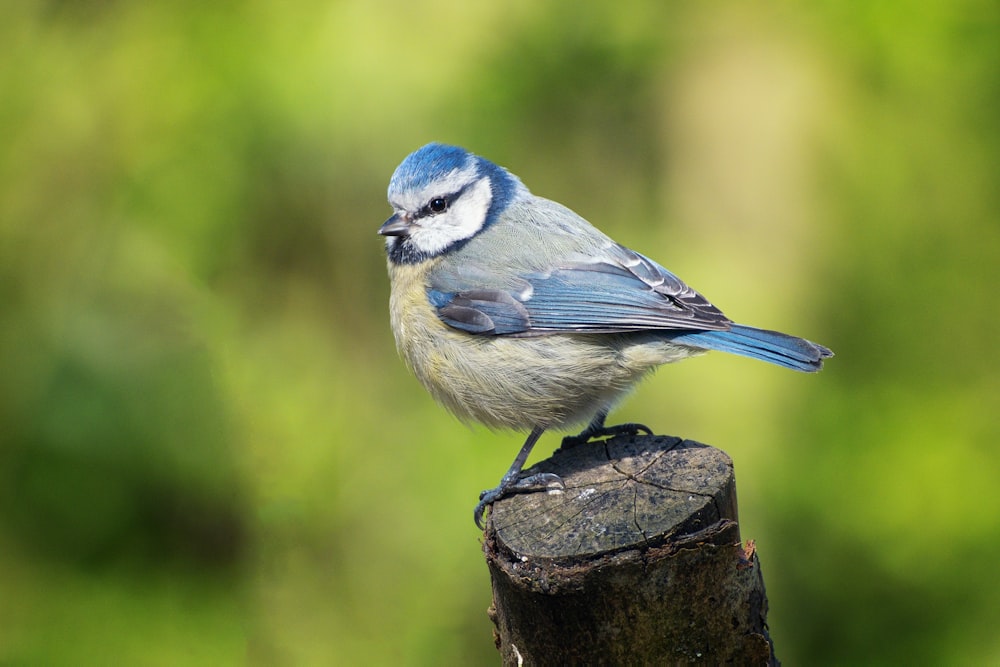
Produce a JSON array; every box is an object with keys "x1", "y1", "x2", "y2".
[{"x1": 2, "y1": 1, "x2": 998, "y2": 664}]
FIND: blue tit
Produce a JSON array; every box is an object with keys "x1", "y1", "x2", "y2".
[{"x1": 379, "y1": 143, "x2": 833, "y2": 528}]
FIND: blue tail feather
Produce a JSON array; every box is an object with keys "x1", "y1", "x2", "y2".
[{"x1": 668, "y1": 324, "x2": 833, "y2": 372}]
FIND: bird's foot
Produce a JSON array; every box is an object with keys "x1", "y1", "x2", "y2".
[
  {"x1": 560, "y1": 421, "x2": 653, "y2": 449},
  {"x1": 474, "y1": 472, "x2": 563, "y2": 530}
]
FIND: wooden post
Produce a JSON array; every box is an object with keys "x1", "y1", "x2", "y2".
[{"x1": 484, "y1": 435, "x2": 777, "y2": 666}]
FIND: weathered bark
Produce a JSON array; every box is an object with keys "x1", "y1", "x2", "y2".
[{"x1": 484, "y1": 435, "x2": 777, "y2": 666}]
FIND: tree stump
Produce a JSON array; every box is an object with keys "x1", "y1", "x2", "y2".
[{"x1": 484, "y1": 435, "x2": 777, "y2": 666}]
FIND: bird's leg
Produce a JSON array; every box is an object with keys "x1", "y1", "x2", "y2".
[
  {"x1": 474, "y1": 426, "x2": 562, "y2": 529},
  {"x1": 559, "y1": 410, "x2": 652, "y2": 449}
]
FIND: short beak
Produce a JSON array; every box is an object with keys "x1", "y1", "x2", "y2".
[{"x1": 378, "y1": 214, "x2": 412, "y2": 237}]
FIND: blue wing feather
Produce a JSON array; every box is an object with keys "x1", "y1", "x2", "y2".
[
  {"x1": 427, "y1": 244, "x2": 731, "y2": 336},
  {"x1": 430, "y1": 289, "x2": 532, "y2": 334}
]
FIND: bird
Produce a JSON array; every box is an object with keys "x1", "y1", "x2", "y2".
[{"x1": 379, "y1": 143, "x2": 832, "y2": 528}]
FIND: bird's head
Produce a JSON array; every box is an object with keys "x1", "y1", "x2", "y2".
[{"x1": 380, "y1": 143, "x2": 528, "y2": 264}]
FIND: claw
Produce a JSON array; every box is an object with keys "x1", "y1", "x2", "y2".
[
  {"x1": 474, "y1": 426, "x2": 547, "y2": 529},
  {"x1": 560, "y1": 411, "x2": 652, "y2": 449},
  {"x1": 474, "y1": 472, "x2": 564, "y2": 529}
]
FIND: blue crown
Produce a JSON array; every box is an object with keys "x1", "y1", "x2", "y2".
[{"x1": 389, "y1": 143, "x2": 473, "y2": 196}]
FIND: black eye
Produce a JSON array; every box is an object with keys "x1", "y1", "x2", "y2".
[{"x1": 428, "y1": 197, "x2": 448, "y2": 213}]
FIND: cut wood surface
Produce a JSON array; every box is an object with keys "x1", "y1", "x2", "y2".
[{"x1": 484, "y1": 435, "x2": 777, "y2": 666}]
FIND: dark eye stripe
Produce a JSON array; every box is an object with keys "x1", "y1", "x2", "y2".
[{"x1": 417, "y1": 179, "x2": 479, "y2": 219}]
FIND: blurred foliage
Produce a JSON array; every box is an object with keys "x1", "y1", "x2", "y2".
[{"x1": 2, "y1": 0, "x2": 999, "y2": 664}]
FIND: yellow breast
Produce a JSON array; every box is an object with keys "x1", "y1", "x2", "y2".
[{"x1": 385, "y1": 260, "x2": 690, "y2": 431}]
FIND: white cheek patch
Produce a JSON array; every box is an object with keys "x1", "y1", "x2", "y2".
[{"x1": 410, "y1": 177, "x2": 493, "y2": 256}]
